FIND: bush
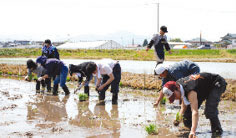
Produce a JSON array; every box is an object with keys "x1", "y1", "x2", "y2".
[{"x1": 145, "y1": 124, "x2": 158, "y2": 135}]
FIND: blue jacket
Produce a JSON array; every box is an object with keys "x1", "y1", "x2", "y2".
[
  {"x1": 36, "y1": 56, "x2": 64, "y2": 77},
  {"x1": 162, "y1": 60, "x2": 200, "y2": 86},
  {"x1": 42, "y1": 45, "x2": 60, "y2": 59}
]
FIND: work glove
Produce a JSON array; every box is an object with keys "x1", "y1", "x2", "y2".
[
  {"x1": 24, "y1": 76, "x2": 29, "y2": 81},
  {"x1": 74, "y1": 83, "x2": 83, "y2": 94},
  {"x1": 37, "y1": 77, "x2": 43, "y2": 81}
]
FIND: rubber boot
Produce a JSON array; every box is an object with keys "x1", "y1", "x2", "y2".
[
  {"x1": 210, "y1": 117, "x2": 223, "y2": 135},
  {"x1": 99, "y1": 91, "x2": 105, "y2": 101},
  {"x1": 62, "y1": 85, "x2": 70, "y2": 96},
  {"x1": 46, "y1": 78, "x2": 51, "y2": 93},
  {"x1": 112, "y1": 93, "x2": 118, "y2": 105},
  {"x1": 84, "y1": 86, "x2": 90, "y2": 96},
  {"x1": 53, "y1": 84, "x2": 59, "y2": 96}
]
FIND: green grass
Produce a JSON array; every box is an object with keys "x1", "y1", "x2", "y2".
[
  {"x1": 0, "y1": 48, "x2": 235, "y2": 62},
  {"x1": 78, "y1": 93, "x2": 88, "y2": 101},
  {"x1": 0, "y1": 71, "x2": 2, "y2": 76},
  {"x1": 145, "y1": 124, "x2": 158, "y2": 135},
  {"x1": 227, "y1": 49, "x2": 236, "y2": 55}
]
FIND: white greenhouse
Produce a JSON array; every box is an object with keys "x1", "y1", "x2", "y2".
[{"x1": 57, "y1": 40, "x2": 124, "y2": 49}]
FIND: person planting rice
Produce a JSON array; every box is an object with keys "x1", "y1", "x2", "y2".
[
  {"x1": 69, "y1": 62, "x2": 97, "y2": 96},
  {"x1": 153, "y1": 60, "x2": 200, "y2": 106},
  {"x1": 146, "y1": 26, "x2": 172, "y2": 66},
  {"x1": 94, "y1": 59, "x2": 121, "y2": 104},
  {"x1": 160, "y1": 72, "x2": 227, "y2": 137},
  {"x1": 25, "y1": 59, "x2": 49, "y2": 93},
  {"x1": 36, "y1": 56, "x2": 70, "y2": 96}
]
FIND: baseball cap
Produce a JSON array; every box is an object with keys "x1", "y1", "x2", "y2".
[
  {"x1": 160, "y1": 26, "x2": 168, "y2": 33},
  {"x1": 163, "y1": 81, "x2": 177, "y2": 103},
  {"x1": 154, "y1": 64, "x2": 166, "y2": 75}
]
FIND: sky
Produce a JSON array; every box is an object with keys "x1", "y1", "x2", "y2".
[{"x1": 0, "y1": 0, "x2": 235, "y2": 42}]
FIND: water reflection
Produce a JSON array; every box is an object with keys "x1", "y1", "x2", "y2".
[{"x1": 27, "y1": 95, "x2": 69, "y2": 123}]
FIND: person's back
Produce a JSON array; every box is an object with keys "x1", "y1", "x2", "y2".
[
  {"x1": 177, "y1": 72, "x2": 224, "y2": 100},
  {"x1": 162, "y1": 60, "x2": 200, "y2": 86},
  {"x1": 168, "y1": 60, "x2": 200, "y2": 80}
]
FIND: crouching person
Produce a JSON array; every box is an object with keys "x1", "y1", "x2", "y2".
[
  {"x1": 94, "y1": 59, "x2": 121, "y2": 104},
  {"x1": 160, "y1": 72, "x2": 227, "y2": 137},
  {"x1": 154, "y1": 60, "x2": 200, "y2": 106},
  {"x1": 69, "y1": 62, "x2": 97, "y2": 96},
  {"x1": 25, "y1": 59, "x2": 51, "y2": 93},
  {"x1": 36, "y1": 56, "x2": 70, "y2": 96}
]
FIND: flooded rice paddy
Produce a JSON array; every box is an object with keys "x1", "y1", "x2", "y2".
[{"x1": 1, "y1": 78, "x2": 236, "y2": 137}]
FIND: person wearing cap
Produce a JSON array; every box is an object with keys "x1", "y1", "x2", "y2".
[
  {"x1": 146, "y1": 26, "x2": 172, "y2": 66},
  {"x1": 93, "y1": 59, "x2": 121, "y2": 104},
  {"x1": 153, "y1": 60, "x2": 200, "y2": 106},
  {"x1": 42, "y1": 39, "x2": 60, "y2": 60},
  {"x1": 69, "y1": 62, "x2": 97, "y2": 96},
  {"x1": 161, "y1": 72, "x2": 227, "y2": 137},
  {"x1": 36, "y1": 56, "x2": 70, "y2": 96},
  {"x1": 41, "y1": 39, "x2": 60, "y2": 93}
]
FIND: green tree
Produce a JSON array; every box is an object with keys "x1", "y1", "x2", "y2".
[
  {"x1": 143, "y1": 39, "x2": 148, "y2": 46},
  {"x1": 169, "y1": 38, "x2": 182, "y2": 42}
]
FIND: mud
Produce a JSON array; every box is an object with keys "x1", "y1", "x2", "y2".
[{"x1": 0, "y1": 78, "x2": 236, "y2": 137}]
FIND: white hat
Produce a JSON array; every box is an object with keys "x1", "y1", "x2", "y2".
[
  {"x1": 163, "y1": 87, "x2": 174, "y2": 98},
  {"x1": 154, "y1": 64, "x2": 166, "y2": 75}
]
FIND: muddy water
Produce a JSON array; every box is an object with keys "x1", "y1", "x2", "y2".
[
  {"x1": 0, "y1": 78, "x2": 236, "y2": 138},
  {"x1": 1, "y1": 58, "x2": 236, "y2": 79}
]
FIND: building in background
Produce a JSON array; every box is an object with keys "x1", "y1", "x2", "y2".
[
  {"x1": 57, "y1": 40, "x2": 124, "y2": 49},
  {"x1": 185, "y1": 38, "x2": 212, "y2": 47},
  {"x1": 220, "y1": 33, "x2": 236, "y2": 49}
]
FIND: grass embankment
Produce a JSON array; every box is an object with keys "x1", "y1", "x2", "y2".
[
  {"x1": 0, "y1": 48, "x2": 236, "y2": 62},
  {"x1": 0, "y1": 64, "x2": 235, "y2": 101}
]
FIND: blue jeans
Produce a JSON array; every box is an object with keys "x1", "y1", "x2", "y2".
[{"x1": 54, "y1": 65, "x2": 68, "y2": 87}]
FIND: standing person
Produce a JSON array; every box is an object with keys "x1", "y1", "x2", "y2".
[
  {"x1": 41, "y1": 39, "x2": 60, "y2": 93},
  {"x1": 42, "y1": 39, "x2": 60, "y2": 59},
  {"x1": 36, "y1": 56, "x2": 70, "y2": 96},
  {"x1": 69, "y1": 62, "x2": 97, "y2": 96},
  {"x1": 146, "y1": 26, "x2": 172, "y2": 66},
  {"x1": 160, "y1": 73, "x2": 227, "y2": 137},
  {"x1": 25, "y1": 59, "x2": 48, "y2": 93},
  {"x1": 94, "y1": 59, "x2": 121, "y2": 104},
  {"x1": 153, "y1": 60, "x2": 200, "y2": 106}
]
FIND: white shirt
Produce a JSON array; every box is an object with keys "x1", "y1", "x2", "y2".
[
  {"x1": 96, "y1": 59, "x2": 117, "y2": 79},
  {"x1": 180, "y1": 84, "x2": 190, "y2": 105}
]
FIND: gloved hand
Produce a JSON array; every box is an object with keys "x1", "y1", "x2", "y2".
[
  {"x1": 24, "y1": 76, "x2": 29, "y2": 81},
  {"x1": 38, "y1": 77, "x2": 43, "y2": 81}
]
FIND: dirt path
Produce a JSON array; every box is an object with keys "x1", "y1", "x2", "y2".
[{"x1": 0, "y1": 78, "x2": 236, "y2": 137}]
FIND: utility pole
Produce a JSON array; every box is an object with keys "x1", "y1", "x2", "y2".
[{"x1": 156, "y1": 3, "x2": 159, "y2": 33}]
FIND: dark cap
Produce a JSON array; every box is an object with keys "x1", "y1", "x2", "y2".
[
  {"x1": 44, "y1": 39, "x2": 51, "y2": 45},
  {"x1": 160, "y1": 26, "x2": 168, "y2": 33}
]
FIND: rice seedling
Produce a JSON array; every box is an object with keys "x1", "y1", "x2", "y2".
[
  {"x1": 174, "y1": 112, "x2": 181, "y2": 126},
  {"x1": 160, "y1": 97, "x2": 167, "y2": 105},
  {"x1": 145, "y1": 124, "x2": 158, "y2": 135},
  {"x1": 78, "y1": 93, "x2": 88, "y2": 101}
]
